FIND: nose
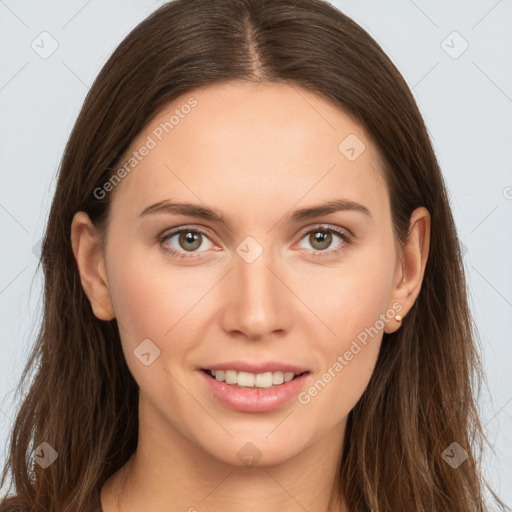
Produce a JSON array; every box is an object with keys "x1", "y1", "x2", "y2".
[{"x1": 218, "y1": 244, "x2": 292, "y2": 341}]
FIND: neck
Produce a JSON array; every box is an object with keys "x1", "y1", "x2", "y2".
[{"x1": 101, "y1": 395, "x2": 349, "y2": 512}]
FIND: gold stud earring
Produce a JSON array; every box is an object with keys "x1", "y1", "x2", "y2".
[{"x1": 395, "y1": 315, "x2": 402, "y2": 322}]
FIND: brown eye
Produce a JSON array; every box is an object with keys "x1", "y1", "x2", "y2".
[
  {"x1": 297, "y1": 226, "x2": 350, "y2": 255},
  {"x1": 178, "y1": 231, "x2": 203, "y2": 251},
  {"x1": 309, "y1": 230, "x2": 332, "y2": 251},
  {"x1": 160, "y1": 227, "x2": 215, "y2": 257}
]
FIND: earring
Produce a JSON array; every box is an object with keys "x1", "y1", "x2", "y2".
[{"x1": 395, "y1": 315, "x2": 402, "y2": 322}]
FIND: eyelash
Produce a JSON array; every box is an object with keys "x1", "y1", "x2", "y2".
[{"x1": 157, "y1": 224, "x2": 352, "y2": 260}]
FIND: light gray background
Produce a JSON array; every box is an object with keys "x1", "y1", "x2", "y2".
[{"x1": 0, "y1": 0, "x2": 511, "y2": 505}]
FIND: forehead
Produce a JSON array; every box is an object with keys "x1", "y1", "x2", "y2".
[{"x1": 109, "y1": 81, "x2": 389, "y2": 223}]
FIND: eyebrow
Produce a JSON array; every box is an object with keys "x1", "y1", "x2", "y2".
[{"x1": 138, "y1": 198, "x2": 372, "y2": 224}]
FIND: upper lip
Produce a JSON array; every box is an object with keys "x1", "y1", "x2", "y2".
[{"x1": 201, "y1": 361, "x2": 310, "y2": 374}]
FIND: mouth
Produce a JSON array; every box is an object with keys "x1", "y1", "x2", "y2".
[
  {"x1": 199, "y1": 366, "x2": 312, "y2": 412},
  {"x1": 201, "y1": 368, "x2": 310, "y2": 389}
]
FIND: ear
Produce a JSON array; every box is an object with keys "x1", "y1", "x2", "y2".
[
  {"x1": 384, "y1": 206, "x2": 430, "y2": 333},
  {"x1": 70, "y1": 211, "x2": 115, "y2": 321}
]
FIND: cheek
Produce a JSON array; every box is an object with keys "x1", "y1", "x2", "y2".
[
  {"x1": 104, "y1": 242, "x2": 227, "y2": 393},
  {"x1": 294, "y1": 246, "x2": 394, "y2": 416},
  {"x1": 292, "y1": 236, "x2": 395, "y2": 339},
  {"x1": 104, "y1": 246, "x2": 199, "y2": 395},
  {"x1": 297, "y1": 294, "x2": 387, "y2": 424},
  {"x1": 106, "y1": 241, "x2": 213, "y2": 342}
]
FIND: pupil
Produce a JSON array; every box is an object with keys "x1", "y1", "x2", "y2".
[
  {"x1": 180, "y1": 231, "x2": 201, "y2": 251},
  {"x1": 312, "y1": 231, "x2": 331, "y2": 250}
]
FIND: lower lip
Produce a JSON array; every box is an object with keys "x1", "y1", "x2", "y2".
[{"x1": 200, "y1": 370, "x2": 310, "y2": 413}]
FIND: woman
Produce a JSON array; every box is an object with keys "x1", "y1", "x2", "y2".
[{"x1": 0, "y1": 0, "x2": 504, "y2": 510}]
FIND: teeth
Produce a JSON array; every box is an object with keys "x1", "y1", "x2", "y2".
[
  {"x1": 209, "y1": 369, "x2": 300, "y2": 388},
  {"x1": 284, "y1": 372, "x2": 295, "y2": 382}
]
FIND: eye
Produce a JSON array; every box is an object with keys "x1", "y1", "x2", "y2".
[
  {"x1": 296, "y1": 225, "x2": 351, "y2": 255},
  {"x1": 158, "y1": 227, "x2": 215, "y2": 258},
  {"x1": 158, "y1": 224, "x2": 351, "y2": 260}
]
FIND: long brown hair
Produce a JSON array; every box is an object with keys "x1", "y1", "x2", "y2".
[{"x1": 0, "y1": 0, "x2": 504, "y2": 510}]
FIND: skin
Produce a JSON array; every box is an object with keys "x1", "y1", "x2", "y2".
[{"x1": 71, "y1": 81, "x2": 430, "y2": 512}]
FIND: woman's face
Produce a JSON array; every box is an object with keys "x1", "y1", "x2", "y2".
[{"x1": 84, "y1": 81, "x2": 411, "y2": 467}]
